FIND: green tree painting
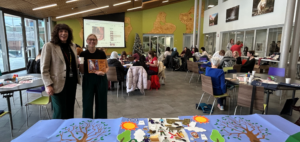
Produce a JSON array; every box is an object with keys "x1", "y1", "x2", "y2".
[
  {"x1": 55, "y1": 120, "x2": 111, "y2": 142},
  {"x1": 117, "y1": 130, "x2": 131, "y2": 142},
  {"x1": 215, "y1": 116, "x2": 271, "y2": 142},
  {"x1": 210, "y1": 129, "x2": 225, "y2": 142}
]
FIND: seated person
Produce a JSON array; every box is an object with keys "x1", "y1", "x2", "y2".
[
  {"x1": 146, "y1": 51, "x2": 158, "y2": 75},
  {"x1": 193, "y1": 48, "x2": 201, "y2": 61},
  {"x1": 133, "y1": 53, "x2": 148, "y2": 71},
  {"x1": 164, "y1": 47, "x2": 172, "y2": 58},
  {"x1": 108, "y1": 51, "x2": 126, "y2": 89},
  {"x1": 241, "y1": 50, "x2": 256, "y2": 73},
  {"x1": 120, "y1": 51, "x2": 127, "y2": 61},
  {"x1": 233, "y1": 51, "x2": 242, "y2": 64},
  {"x1": 212, "y1": 50, "x2": 225, "y2": 61},
  {"x1": 200, "y1": 47, "x2": 208, "y2": 56},
  {"x1": 205, "y1": 57, "x2": 227, "y2": 111},
  {"x1": 180, "y1": 47, "x2": 187, "y2": 57},
  {"x1": 171, "y1": 47, "x2": 180, "y2": 69},
  {"x1": 219, "y1": 51, "x2": 236, "y2": 68}
]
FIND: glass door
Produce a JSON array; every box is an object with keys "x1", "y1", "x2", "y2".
[
  {"x1": 255, "y1": 29, "x2": 267, "y2": 57},
  {"x1": 25, "y1": 18, "x2": 38, "y2": 61},
  {"x1": 204, "y1": 33, "x2": 216, "y2": 54},
  {"x1": 143, "y1": 35, "x2": 150, "y2": 53},
  {"x1": 183, "y1": 34, "x2": 192, "y2": 51},
  {"x1": 221, "y1": 32, "x2": 229, "y2": 51},
  {"x1": 244, "y1": 30, "x2": 255, "y2": 56},
  {"x1": 4, "y1": 14, "x2": 25, "y2": 70},
  {"x1": 267, "y1": 27, "x2": 282, "y2": 55},
  {"x1": 236, "y1": 31, "x2": 244, "y2": 44},
  {"x1": 38, "y1": 20, "x2": 45, "y2": 49}
]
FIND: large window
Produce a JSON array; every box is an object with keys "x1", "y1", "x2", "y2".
[
  {"x1": 143, "y1": 34, "x2": 174, "y2": 57},
  {"x1": 25, "y1": 18, "x2": 38, "y2": 60},
  {"x1": 267, "y1": 27, "x2": 282, "y2": 55},
  {"x1": 38, "y1": 20, "x2": 45, "y2": 49},
  {"x1": 205, "y1": 0, "x2": 218, "y2": 10},
  {"x1": 0, "y1": 26, "x2": 5, "y2": 72},
  {"x1": 4, "y1": 14, "x2": 25, "y2": 70},
  {"x1": 204, "y1": 33, "x2": 216, "y2": 54},
  {"x1": 255, "y1": 29, "x2": 267, "y2": 57},
  {"x1": 245, "y1": 30, "x2": 255, "y2": 55}
]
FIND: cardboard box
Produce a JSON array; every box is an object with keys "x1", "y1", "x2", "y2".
[{"x1": 254, "y1": 65, "x2": 269, "y2": 73}]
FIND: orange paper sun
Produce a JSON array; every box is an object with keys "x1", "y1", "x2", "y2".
[
  {"x1": 193, "y1": 116, "x2": 209, "y2": 124},
  {"x1": 120, "y1": 121, "x2": 138, "y2": 131}
]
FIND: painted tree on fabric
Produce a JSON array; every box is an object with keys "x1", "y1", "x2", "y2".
[
  {"x1": 215, "y1": 116, "x2": 271, "y2": 142},
  {"x1": 56, "y1": 120, "x2": 111, "y2": 142}
]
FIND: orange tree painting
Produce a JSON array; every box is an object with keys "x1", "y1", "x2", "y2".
[
  {"x1": 215, "y1": 116, "x2": 271, "y2": 142},
  {"x1": 55, "y1": 120, "x2": 111, "y2": 142}
]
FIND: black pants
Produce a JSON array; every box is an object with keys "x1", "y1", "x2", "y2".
[{"x1": 51, "y1": 77, "x2": 77, "y2": 119}]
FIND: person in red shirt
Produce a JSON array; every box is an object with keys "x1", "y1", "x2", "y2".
[
  {"x1": 146, "y1": 51, "x2": 158, "y2": 75},
  {"x1": 230, "y1": 41, "x2": 243, "y2": 56}
]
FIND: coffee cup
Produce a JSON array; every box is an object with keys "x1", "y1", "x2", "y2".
[
  {"x1": 252, "y1": 71, "x2": 256, "y2": 76},
  {"x1": 244, "y1": 77, "x2": 248, "y2": 82},
  {"x1": 286, "y1": 78, "x2": 291, "y2": 84}
]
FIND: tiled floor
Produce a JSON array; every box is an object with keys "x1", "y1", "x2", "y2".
[{"x1": 0, "y1": 70, "x2": 300, "y2": 142}]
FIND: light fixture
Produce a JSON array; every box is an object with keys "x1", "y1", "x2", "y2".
[
  {"x1": 162, "y1": 0, "x2": 169, "y2": 3},
  {"x1": 127, "y1": 6, "x2": 142, "y2": 11},
  {"x1": 66, "y1": 0, "x2": 77, "y2": 3},
  {"x1": 208, "y1": 5, "x2": 214, "y2": 8},
  {"x1": 33, "y1": 4, "x2": 57, "y2": 10},
  {"x1": 56, "y1": 5, "x2": 109, "y2": 19},
  {"x1": 113, "y1": 1, "x2": 131, "y2": 6}
]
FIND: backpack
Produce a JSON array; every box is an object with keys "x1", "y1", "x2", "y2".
[{"x1": 150, "y1": 75, "x2": 160, "y2": 90}]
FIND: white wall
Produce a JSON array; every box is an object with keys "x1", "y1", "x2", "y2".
[{"x1": 203, "y1": 0, "x2": 288, "y2": 51}]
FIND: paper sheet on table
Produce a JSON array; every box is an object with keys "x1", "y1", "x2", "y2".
[
  {"x1": 0, "y1": 83, "x2": 21, "y2": 88},
  {"x1": 17, "y1": 76, "x2": 34, "y2": 81},
  {"x1": 0, "y1": 79, "x2": 4, "y2": 82},
  {"x1": 19, "y1": 80, "x2": 33, "y2": 84}
]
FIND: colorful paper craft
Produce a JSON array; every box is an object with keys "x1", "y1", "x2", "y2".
[
  {"x1": 210, "y1": 129, "x2": 225, "y2": 142},
  {"x1": 184, "y1": 126, "x2": 206, "y2": 132},
  {"x1": 201, "y1": 134, "x2": 208, "y2": 140},
  {"x1": 193, "y1": 115, "x2": 209, "y2": 124},
  {"x1": 134, "y1": 129, "x2": 145, "y2": 141},
  {"x1": 190, "y1": 132, "x2": 199, "y2": 139}
]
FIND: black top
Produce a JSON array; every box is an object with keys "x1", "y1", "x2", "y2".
[
  {"x1": 80, "y1": 49, "x2": 107, "y2": 74},
  {"x1": 241, "y1": 58, "x2": 256, "y2": 73},
  {"x1": 133, "y1": 61, "x2": 148, "y2": 71},
  {"x1": 171, "y1": 51, "x2": 179, "y2": 58},
  {"x1": 60, "y1": 43, "x2": 78, "y2": 81},
  {"x1": 236, "y1": 57, "x2": 242, "y2": 64},
  {"x1": 107, "y1": 59, "x2": 125, "y2": 81}
]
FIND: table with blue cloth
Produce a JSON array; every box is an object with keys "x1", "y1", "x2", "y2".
[{"x1": 12, "y1": 114, "x2": 300, "y2": 142}]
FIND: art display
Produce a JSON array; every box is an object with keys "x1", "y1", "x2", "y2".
[
  {"x1": 256, "y1": 42, "x2": 263, "y2": 51},
  {"x1": 149, "y1": 12, "x2": 176, "y2": 34},
  {"x1": 12, "y1": 114, "x2": 300, "y2": 142},
  {"x1": 124, "y1": 17, "x2": 132, "y2": 42},
  {"x1": 92, "y1": 26, "x2": 104, "y2": 40},
  {"x1": 87, "y1": 59, "x2": 107, "y2": 73},
  {"x1": 226, "y1": 5, "x2": 239, "y2": 22},
  {"x1": 209, "y1": 13, "x2": 218, "y2": 26},
  {"x1": 252, "y1": 0, "x2": 275, "y2": 16},
  {"x1": 179, "y1": 6, "x2": 199, "y2": 33}
]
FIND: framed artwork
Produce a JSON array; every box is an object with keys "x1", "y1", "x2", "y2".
[
  {"x1": 226, "y1": 5, "x2": 239, "y2": 22},
  {"x1": 87, "y1": 59, "x2": 107, "y2": 73},
  {"x1": 252, "y1": 0, "x2": 275, "y2": 16},
  {"x1": 209, "y1": 13, "x2": 218, "y2": 26}
]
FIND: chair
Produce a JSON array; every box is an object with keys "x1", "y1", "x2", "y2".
[
  {"x1": 268, "y1": 67, "x2": 285, "y2": 77},
  {"x1": 223, "y1": 67, "x2": 233, "y2": 73},
  {"x1": 185, "y1": 60, "x2": 193, "y2": 79},
  {"x1": 189, "y1": 58, "x2": 194, "y2": 62},
  {"x1": 233, "y1": 64, "x2": 242, "y2": 72},
  {"x1": 234, "y1": 84, "x2": 265, "y2": 115},
  {"x1": 228, "y1": 70, "x2": 237, "y2": 73},
  {"x1": 25, "y1": 96, "x2": 51, "y2": 127},
  {"x1": 199, "y1": 57, "x2": 208, "y2": 62},
  {"x1": 268, "y1": 67, "x2": 286, "y2": 103},
  {"x1": 0, "y1": 111, "x2": 12, "y2": 138},
  {"x1": 189, "y1": 62, "x2": 200, "y2": 83},
  {"x1": 197, "y1": 74, "x2": 231, "y2": 115},
  {"x1": 106, "y1": 67, "x2": 120, "y2": 97}
]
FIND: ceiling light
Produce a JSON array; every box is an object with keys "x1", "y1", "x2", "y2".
[
  {"x1": 33, "y1": 4, "x2": 57, "y2": 10},
  {"x1": 113, "y1": 1, "x2": 131, "y2": 6},
  {"x1": 66, "y1": 0, "x2": 77, "y2": 3},
  {"x1": 162, "y1": 0, "x2": 169, "y2": 3},
  {"x1": 127, "y1": 6, "x2": 142, "y2": 11},
  {"x1": 208, "y1": 5, "x2": 214, "y2": 8},
  {"x1": 56, "y1": 5, "x2": 109, "y2": 19}
]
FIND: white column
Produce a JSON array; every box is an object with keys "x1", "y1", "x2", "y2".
[
  {"x1": 196, "y1": 0, "x2": 202, "y2": 50},
  {"x1": 279, "y1": 0, "x2": 296, "y2": 69},
  {"x1": 288, "y1": 0, "x2": 300, "y2": 78},
  {"x1": 43, "y1": 18, "x2": 48, "y2": 43},
  {"x1": 47, "y1": 17, "x2": 53, "y2": 42},
  {"x1": 192, "y1": 0, "x2": 198, "y2": 47}
]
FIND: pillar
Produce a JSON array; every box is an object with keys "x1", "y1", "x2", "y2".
[
  {"x1": 196, "y1": 0, "x2": 202, "y2": 50},
  {"x1": 192, "y1": 0, "x2": 198, "y2": 48}
]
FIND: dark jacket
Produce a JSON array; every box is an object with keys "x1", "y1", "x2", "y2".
[
  {"x1": 219, "y1": 57, "x2": 236, "y2": 68},
  {"x1": 241, "y1": 58, "x2": 256, "y2": 73},
  {"x1": 133, "y1": 61, "x2": 148, "y2": 71},
  {"x1": 171, "y1": 51, "x2": 179, "y2": 58},
  {"x1": 27, "y1": 59, "x2": 41, "y2": 74},
  {"x1": 236, "y1": 57, "x2": 242, "y2": 64},
  {"x1": 107, "y1": 59, "x2": 125, "y2": 81}
]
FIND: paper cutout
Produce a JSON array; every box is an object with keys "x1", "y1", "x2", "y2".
[
  {"x1": 210, "y1": 129, "x2": 225, "y2": 142},
  {"x1": 138, "y1": 120, "x2": 145, "y2": 125},
  {"x1": 179, "y1": 6, "x2": 199, "y2": 33},
  {"x1": 193, "y1": 116, "x2": 209, "y2": 124},
  {"x1": 165, "y1": 125, "x2": 184, "y2": 132},
  {"x1": 184, "y1": 127, "x2": 206, "y2": 132},
  {"x1": 129, "y1": 139, "x2": 138, "y2": 142},
  {"x1": 166, "y1": 119, "x2": 190, "y2": 125},
  {"x1": 189, "y1": 122, "x2": 196, "y2": 127},
  {"x1": 117, "y1": 130, "x2": 131, "y2": 142},
  {"x1": 120, "y1": 121, "x2": 138, "y2": 131},
  {"x1": 215, "y1": 116, "x2": 271, "y2": 141},
  {"x1": 148, "y1": 12, "x2": 176, "y2": 34},
  {"x1": 201, "y1": 134, "x2": 208, "y2": 140},
  {"x1": 124, "y1": 17, "x2": 132, "y2": 42},
  {"x1": 190, "y1": 132, "x2": 199, "y2": 139},
  {"x1": 285, "y1": 132, "x2": 300, "y2": 142},
  {"x1": 134, "y1": 129, "x2": 145, "y2": 142},
  {"x1": 149, "y1": 134, "x2": 159, "y2": 142}
]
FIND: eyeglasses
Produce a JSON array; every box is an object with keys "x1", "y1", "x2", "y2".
[{"x1": 88, "y1": 39, "x2": 97, "y2": 41}]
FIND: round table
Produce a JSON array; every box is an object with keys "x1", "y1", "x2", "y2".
[
  {"x1": 225, "y1": 73, "x2": 300, "y2": 115},
  {"x1": 0, "y1": 74, "x2": 44, "y2": 130}
]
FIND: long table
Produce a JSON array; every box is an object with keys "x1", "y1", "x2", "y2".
[{"x1": 12, "y1": 114, "x2": 300, "y2": 142}]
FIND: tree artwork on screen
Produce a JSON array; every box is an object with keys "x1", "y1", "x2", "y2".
[
  {"x1": 55, "y1": 120, "x2": 111, "y2": 142},
  {"x1": 215, "y1": 116, "x2": 271, "y2": 142}
]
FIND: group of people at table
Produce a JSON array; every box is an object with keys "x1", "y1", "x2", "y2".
[{"x1": 40, "y1": 24, "x2": 160, "y2": 120}]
